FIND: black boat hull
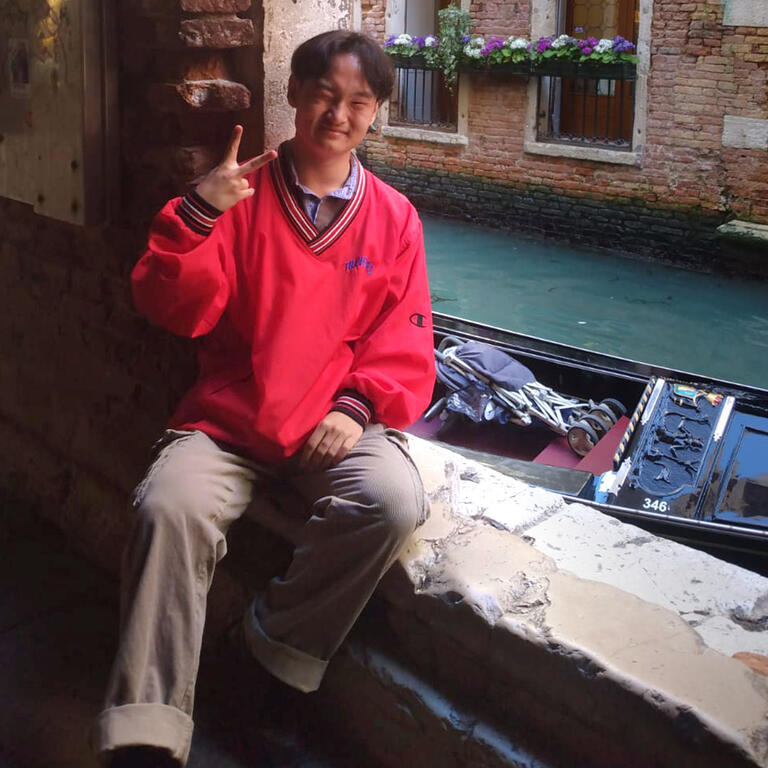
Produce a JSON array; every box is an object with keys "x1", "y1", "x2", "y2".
[{"x1": 420, "y1": 313, "x2": 768, "y2": 567}]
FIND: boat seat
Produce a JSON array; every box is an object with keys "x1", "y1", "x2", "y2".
[
  {"x1": 533, "y1": 416, "x2": 628, "y2": 475},
  {"x1": 576, "y1": 416, "x2": 629, "y2": 474}
]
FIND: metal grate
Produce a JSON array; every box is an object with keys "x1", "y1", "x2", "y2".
[
  {"x1": 389, "y1": 66, "x2": 457, "y2": 131},
  {"x1": 538, "y1": 75, "x2": 635, "y2": 148}
]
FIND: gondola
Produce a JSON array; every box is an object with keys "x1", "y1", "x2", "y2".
[{"x1": 408, "y1": 312, "x2": 768, "y2": 569}]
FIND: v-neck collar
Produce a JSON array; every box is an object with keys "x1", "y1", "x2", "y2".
[{"x1": 270, "y1": 143, "x2": 367, "y2": 255}]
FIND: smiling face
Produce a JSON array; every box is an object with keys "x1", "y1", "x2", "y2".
[{"x1": 287, "y1": 52, "x2": 380, "y2": 163}]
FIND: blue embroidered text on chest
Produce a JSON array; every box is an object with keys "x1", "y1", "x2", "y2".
[{"x1": 344, "y1": 256, "x2": 374, "y2": 275}]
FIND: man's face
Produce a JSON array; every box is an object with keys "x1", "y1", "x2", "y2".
[{"x1": 288, "y1": 53, "x2": 380, "y2": 160}]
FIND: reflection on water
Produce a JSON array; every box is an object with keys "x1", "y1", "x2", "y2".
[{"x1": 423, "y1": 214, "x2": 768, "y2": 388}]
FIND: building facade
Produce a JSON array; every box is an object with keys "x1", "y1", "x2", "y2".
[{"x1": 360, "y1": 0, "x2": 768, "y2": 273}]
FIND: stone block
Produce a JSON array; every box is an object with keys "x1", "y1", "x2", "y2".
[
  {"x1": 148, "y1": 80, "x2": 252, "y2": 112},
  {"x1": 723, "y1": 0, "x2": 768, "y2": 27},
  {"x1": 722, "y1": 115, "x2": 768, "y2": 150},
  {"x1": 180, "y1": 0, "x2": 250, "y2": 10},
  {"x1": 179, "y1": 15, "x2": 256, "y2": 48},
  {"x1": 717, "y1": 218, "x2": 768, "y2": 244}
]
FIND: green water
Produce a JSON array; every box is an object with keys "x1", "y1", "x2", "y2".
[{"x1": 423, "y1": 214, "x2": 768, "y2": 389}]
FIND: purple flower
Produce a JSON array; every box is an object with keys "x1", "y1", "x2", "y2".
[
  {"x1": 384, "y1": 35, "x2": 395, "y2": 47},
  {"x1": 461, "y1": 34, "x2": 471, "y2": 43},
  {"x1": 582, "y1": 46, "x2": 593, "y2": 55},
  {"x1": 613, "y1": 35, "x2": 635, "y2": 53},
  {"x1": 412, "y1": 35, "x2": 426, "y2": 48},
  {"x1": 480, "y1": 36, "x2": 504, "y2": 56},
  {"x1": 536, "y1": 36, "x2": 553, "y2": 53}
]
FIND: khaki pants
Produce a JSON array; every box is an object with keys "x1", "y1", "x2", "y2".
[{"x1": 92, "y1": 425, "x2": 427, "y2": 764}]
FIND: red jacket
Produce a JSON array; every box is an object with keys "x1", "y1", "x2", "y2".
[{"x1": 132, "y1": 153, "x2": 435, "y2": 463}]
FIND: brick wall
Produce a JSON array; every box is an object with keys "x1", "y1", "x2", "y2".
[
  {"x1": 362, "y1": 0, "x2": 768, "y2": 270},
  {"x1": 0, "y1": 0, "x2": 263, "y2": 564}
]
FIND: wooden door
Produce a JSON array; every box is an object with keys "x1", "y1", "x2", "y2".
[{"x1": 560, "y1": 0, "x2": 638, "y2": 143}]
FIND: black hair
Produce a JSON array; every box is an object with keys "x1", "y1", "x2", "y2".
[{"x1": 291, "y1": 30, "x2": 395, "y2": 103}]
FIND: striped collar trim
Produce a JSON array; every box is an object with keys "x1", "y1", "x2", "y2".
[{"x1": 270, "y1": 145, "x2": 367, "y2": 255}]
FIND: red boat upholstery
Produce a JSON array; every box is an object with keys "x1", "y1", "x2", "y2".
[{"x1": 534, "y1": 416, "x2": 629, "y2": 475}]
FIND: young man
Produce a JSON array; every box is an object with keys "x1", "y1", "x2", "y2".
[{"x1": 93, "y1": 30, "x2": 435, "y2": 768}]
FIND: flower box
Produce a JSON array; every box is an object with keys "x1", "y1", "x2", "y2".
[
  {"x1": 532, "y1": 59, "x2": 636, "y2": 80},
  {"x1": 577, "y1": 60, "x2": 637, "y2": 80},
  {"x1": 388, "y1": 53, "x2": 430, "y2": 69},
  {"x1": 459, "y1": 60, "x2": 532, "y2": 76}
]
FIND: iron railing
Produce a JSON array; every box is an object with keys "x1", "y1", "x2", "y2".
[
  {"x1": 538, "y1": 75, "x2": 636, "y2": 149},
  {"x1": 390, "y1": 66, "x2": 457, "y2": 131}
]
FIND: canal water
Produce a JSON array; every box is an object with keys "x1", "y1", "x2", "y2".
[{"x1": 423, "y1": 214, "x2": 768, "y2": 389}]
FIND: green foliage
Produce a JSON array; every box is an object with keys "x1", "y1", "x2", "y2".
[{"x1": 434, "y1": 3, "x2": 473, "y2": 91}]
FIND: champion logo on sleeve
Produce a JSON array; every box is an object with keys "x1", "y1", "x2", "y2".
[{"x1": 344, "y1": 255, "x2": 375, "y2": 275}]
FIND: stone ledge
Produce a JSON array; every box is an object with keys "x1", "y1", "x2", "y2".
[
  {"x1": 3, "y1": 411, "x2": 767, "y2": 767},
  {"x1": 247, "y1": 437, "x2": 768, "y2": 767},
  {"x1": 381, "y1": 125, "x2": 469, "y2": 146},
  {"x1": 717, "y1": 220, "x2": 768, "y2": 252},
  {"x1": 523, "y1": 139, "x2": 641, "y2": 166}
]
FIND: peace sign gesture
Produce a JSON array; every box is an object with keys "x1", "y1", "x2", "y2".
[{"x1": 195, "y1": 125, "x2": 277, "y2": 213}]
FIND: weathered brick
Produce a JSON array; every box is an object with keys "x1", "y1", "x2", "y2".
[
  {"x1": 180, "y1": 0, "x2": 250, "y2": 10},
  {"x1": 148, "y1": 79, "x2": 252, "y2": 111},
  {"x1": 179, "y1": 14, "x2": 255, "y2": 48}
]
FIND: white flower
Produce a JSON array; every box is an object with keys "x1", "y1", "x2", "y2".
[
  {"x1": 424, "y1": 35, "x2": 437, "y2": 47},
  {"x1": 550, "y1": 34, "x2": 572, "y2": 49},
  {"x1": 594, "y1": 38, "x2": 613, "y2": 53},
  {"x1": 394, "y1": 33, "x2": 412, "y2": 45},
  {"x1": 505, "y1": 36, "x2": 529, "y2": 50},
  {"x1": 463, "y1": 44, "x2": 482, "y2": 58}
]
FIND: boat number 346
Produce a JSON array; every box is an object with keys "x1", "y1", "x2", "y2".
[{"x1": 642, "y1": 498, "x2": 669, "y2": 513}]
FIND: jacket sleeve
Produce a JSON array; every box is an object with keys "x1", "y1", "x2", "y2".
[
  {"x1": 333, "y1": 214, "x2": 436, "y2": 430},
  {"x1": 131, "y1": 196, "x2": 231, "y2": 338}
]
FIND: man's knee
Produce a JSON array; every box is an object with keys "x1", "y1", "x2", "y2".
[
  {"x1": 133, "y1": 471, "x2": 220, "y2": 542},
  {"x1": 358, "y1": 467, "x2": 423, "y2": 542}
]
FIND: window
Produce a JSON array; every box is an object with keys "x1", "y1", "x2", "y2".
[
  {"x1": 387, "y1": 0, "x2": 458, "y2": 132},
  {"x1": 537, "y1": 0, "x2": 639, "y2": 148}
]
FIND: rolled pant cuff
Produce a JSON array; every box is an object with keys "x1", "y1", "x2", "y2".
[
  {"x1": 243, "y1": 601, "x2": 328, "y2": 693},
  {"x1": 92, "y1": 703, "x2": 194, "y2": 764}
]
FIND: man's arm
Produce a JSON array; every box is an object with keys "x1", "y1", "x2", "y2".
[{"x1": 132, "y1": 126, "x2": 276, "y2": 337}]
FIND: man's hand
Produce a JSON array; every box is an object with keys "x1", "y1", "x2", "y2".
[
  {"x1": 195, "y1": 125, "x2": 277, "y2": 212},
  {"x1": 300, "y1": 412, "x2": 364, "y2": 472}
]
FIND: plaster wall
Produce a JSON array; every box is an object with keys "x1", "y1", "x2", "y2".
[{"x1": 262, "y1": 0, "x2": 356, "y2": 149}]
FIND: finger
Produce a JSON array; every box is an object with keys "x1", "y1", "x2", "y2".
[
  {"x1": 330, "y1": 438, "x2": 352, "y2": 467},
  {"x1": 235, "y1": 149, "x2": 278, "y2": 176},
  {"x1": 299, "y1": 425, "x2": 324, "y2": 469},
  {"x1": 224, "y1": 125, "x2": 244, "y2": 164},
  {"x1": 308, "y1": 427, "x2": 344, "y2": 472},
  {"x1": 308, "y1": 435, "x2": 335, "y2": 472},
  {"x1": 299, "y1": 439, "x2": 317, "y2": 469},
  {"x1": 318, "y1": 433, "x2": 346, "y2": 471},
  {"x1": 334, "y1": 430, "x2": 362, "y2": 466}
]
